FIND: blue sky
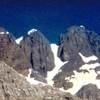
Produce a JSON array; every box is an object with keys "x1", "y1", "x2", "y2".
[{"x1": 0, "y1": 0, "x2": 100, "y2": 43}]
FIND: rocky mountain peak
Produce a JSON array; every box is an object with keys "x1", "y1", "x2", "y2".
[
  {"x1": 58, "y1": 25, "x2": 100, "y2": 62},
  {"x1": 52, "y1": 26, "x2": 100, "y2": 95},
  {"x1": 20, "y1": 29, "x2": 54, "y2": 82},
  {"x1": 27, "y1": 28, "x2": 49, "y2": 45}
]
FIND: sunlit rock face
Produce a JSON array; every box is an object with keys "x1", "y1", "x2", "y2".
[
  {"x1": 0, "y1": 27, "x2": 31, "y2": 76},
  {"x1": 51, "y1": 26, "x2": 100, "y2": 94},
  {"x1": 20, "y1": 29, "x2": 54, "y2": 82},
  {"x1": 0, "y1": 61, "x2": 82, "y2": 100}
]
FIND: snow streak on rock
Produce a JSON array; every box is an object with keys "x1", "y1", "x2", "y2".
[
  {"x1": 46, "y1": 44, "x2": 68, "y2": 86},
  {"x1": 65, "y1": 54, "x2": 100, "y2": 95},
  {"x1": 15, "y1": 36, "x2": 23, "y2": 44},
  {"x1": 79, "y1": 52, "x2": 98, "y2": 63}
]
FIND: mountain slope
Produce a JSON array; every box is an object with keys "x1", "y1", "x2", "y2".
[
  {"x1": 0, "y1": 61, "x2": 82, "y2": 100},
  {"x1": 51, "y1": 26, "x2": 100, "y2": 94}
]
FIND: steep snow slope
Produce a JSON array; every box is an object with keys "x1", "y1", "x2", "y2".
[{"x1": 46, "y1": 44, "x2": 68, "y2": 86}]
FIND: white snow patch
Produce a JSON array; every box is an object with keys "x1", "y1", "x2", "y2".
[
  {"x1": 65, "y1": 62, "x2": 100, "y2": 94},
  {"x1": 80, "y1": 25, "x2": 85, "y2": 28},
  {"x1": 15, "y1": 36, "x2": 23, "y2": 44},
  {"x1": 28, "y1": 28, "x2": 37, "y2": 35},
  {"x1": 0, "y1": 31, "x2": 9, "y2": 34},
  {"x1": 46, "y1": 44, "x2": 68, "y2": 86},
  {"x1": 79, "y1": 52, "x2": 98, "y2": 63},
  {"x1": 6, "y1": 31, "x2": 9, "y2": 34},
  {"x1": 0, "y1": 32, "x2": 5, "y2": 34},
  {"x1": 26, "y1": 68, "x2": 46, "y2": 86}
]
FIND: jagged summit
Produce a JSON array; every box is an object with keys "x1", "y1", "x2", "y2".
[
  {"x1": 27, "y1": 28, "x2": 49, "y2": 45},
  {"x1": 20, "y1": 29, "x2": 54, "y2": 81}
]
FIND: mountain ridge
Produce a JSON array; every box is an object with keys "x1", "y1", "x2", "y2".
[{"x1": 0, "y1": 25, "x2": 100, "y2": 99}]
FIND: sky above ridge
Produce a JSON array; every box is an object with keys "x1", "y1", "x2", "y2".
[{"x1": 0, "y1": 0, "x2": 100, "y2": 43}]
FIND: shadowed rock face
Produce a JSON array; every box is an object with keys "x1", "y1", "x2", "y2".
[
  {"x1": 0, "y1": 61, "x2": 82, "y2": 100},
  {"x1": 0, "y1": 28, "x2": 31, "y2": 76},
  {"x1": 58, "y1": 26, "x2": 100, "y2": 61},
  {"x1": 76, "y1": 84, "x2": 100, "y2": 100},
  {"x1": 20, "y1": 30, "x2": 54, "y2": 81}
]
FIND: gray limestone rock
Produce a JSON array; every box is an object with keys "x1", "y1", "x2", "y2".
[{"x1": 20, "y1": 30, "x2": 54, "y2": 80}]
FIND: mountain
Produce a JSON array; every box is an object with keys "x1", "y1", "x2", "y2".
[
  {"x1": 0, "y1": 26, "x2": 100, "y2": 100},
  {"x1": 20, "y1": 29, "x2": 55, "y2": 82}
]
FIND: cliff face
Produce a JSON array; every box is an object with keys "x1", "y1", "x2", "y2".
[
  {"x1": 20, "y1": 29, "x2": 55, "y2": 82},
  {"x1": 0, "y1": 28, "x2": 54, "y2": 82},
  {"x1": 0, "y1": 27, "x2": 31, "y2": 76},
  {"x1": 58, "y1": 26, "x2": 100, "y2": 61},
  {"x1": 0, "y1": 61, "x2": 82, "y2": 100}
]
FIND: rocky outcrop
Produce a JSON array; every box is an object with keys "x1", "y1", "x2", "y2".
[
  {"x1": 20, "y1": 29, "x2": 54, "y2": 81},
  {"x1": 0, "y1": 61, "x2": 82, "y2": 100},
  {"x1": 76, "y1": 84, "x2": 100, "y2": 100},
  {"x1": 0, "y1": 27, "x2": 31, "y2": 76}
]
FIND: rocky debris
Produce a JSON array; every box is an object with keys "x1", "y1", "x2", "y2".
[
  {"x1": 0, "y1": 61, "x2": 44, "y2": 100},
  {"x1": 0, "y1": 27, "x2": 31, "y2": 76},
  {"x1": 20, "y1": 30, "x2": 54, "y2": 81},
  {"x1": 0, "y1": 61, "x2": 82, "y2": 100},
  {"x1": 76, "y1": 84, "x2": 100, "y2": 100}
]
